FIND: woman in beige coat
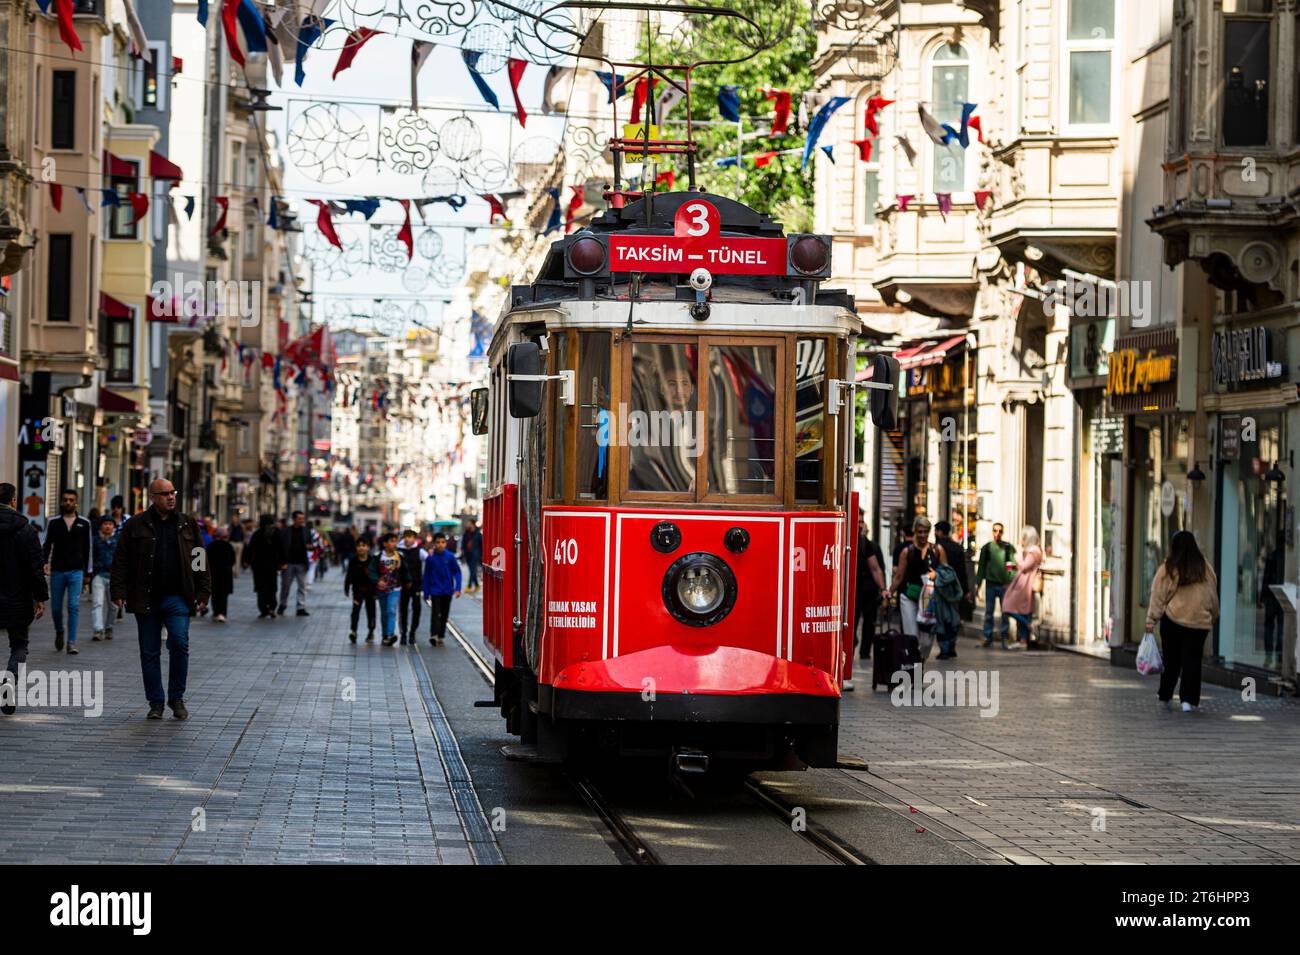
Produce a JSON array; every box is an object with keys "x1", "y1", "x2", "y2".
[{"x1": 1145, "y1": 530, "x2": 1220, "y2": 712}]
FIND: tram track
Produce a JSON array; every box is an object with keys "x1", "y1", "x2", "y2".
[{"x1": 445, "y1": 617, "x2": 863, "y2": 865}]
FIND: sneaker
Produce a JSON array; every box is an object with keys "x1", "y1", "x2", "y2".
[
  {"x1": 171, "y1": 700, "x2": 189, "y2": 721},
  {"x1": 366, "y1": 632, "x2": 375, "y2": 643},
  {"x1": 1181, "y1": 701, "x2": 1196, "y2": 713},
  {"x1": 1003, "y1": 641, "x2": 1023, "y2": 651},
  {"x1": 277, "y1": 604, "x2": 287, "y2": 616},
  {"x1": 842, "y1": 678, "x2": 855, "y2": 692},
  {"x1": 92, "y1": 630, "x2": 103, "y2": 642},
  {"x1": 147, "y1": 704, "x2": 165, "y2": 720},
  {"x1": 296, "y1": 609, "x2": 310, "y2": 617},
  {"x1": 215, "y1": 614, "x2": 227, "y2": 622},
  {"x1": 54, "y1": 631, "x2": 64, "y2": 651},
  {"x1": 67, "y1": 645, "x2": 79, "y2": 655},
  {"x1": 348, "y1": 631, "x2": 357, "y2": 644},
  {"x1": 105, "y1": 629, "x2": 113, "y2": 641}
]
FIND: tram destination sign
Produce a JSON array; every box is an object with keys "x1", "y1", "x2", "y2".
[{"x1": 607, "y1": 198, "x2": 788, "y2": 276}]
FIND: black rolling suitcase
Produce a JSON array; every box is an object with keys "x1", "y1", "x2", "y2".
[{"x1": 871, "y1": 606, "x2": 910, "y2": 691}]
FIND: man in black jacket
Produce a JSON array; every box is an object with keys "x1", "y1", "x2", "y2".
[
  {"x1": 43, "y1": 488, "x2": 92, "y2": 653},
  {"x1": 110, "y1": 478, "x2": 210, "y2": 720},
  {"x1": 275, "y1": 511, "x2": 311, "y2": 616},
  {"x1": 0, "y1": 483, "x2": 49, "y2": 715}
]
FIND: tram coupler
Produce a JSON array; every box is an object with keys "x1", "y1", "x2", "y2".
[{"x1": 671, "y1": 747, "x2": 710, "y2": 775}]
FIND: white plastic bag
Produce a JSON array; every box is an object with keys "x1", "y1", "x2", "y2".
[
  {"x1": 1136, "y1": 632, "x2": 1163, "y2": 676},
  {"x1": 915, "y1": 579, "x2": 936, "y2": 626}
]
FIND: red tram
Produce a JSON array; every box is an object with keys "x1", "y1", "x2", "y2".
[{"x1": 471, "y1": 189, "x2": 893, "y2": 773}]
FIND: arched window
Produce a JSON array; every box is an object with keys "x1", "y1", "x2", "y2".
[{"x1": 929, "y1": 42, "x2": 970, "y2": 193}]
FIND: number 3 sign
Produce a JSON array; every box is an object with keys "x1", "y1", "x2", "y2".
[{"x1": 674, "y1": 199, "x2": 720, "y2": 239}]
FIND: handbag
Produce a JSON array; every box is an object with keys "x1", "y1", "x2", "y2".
[{"x1": 904, "y1": 582, "x2": 922, "y2": 601}]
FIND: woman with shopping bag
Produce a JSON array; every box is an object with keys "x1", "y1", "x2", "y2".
[
  {"x1": 888, "y1": 516, "x2": 949, "y2": 663},
  {"x1": 1145, "y1": 530, "x2": 1219, "y2": 712},
  {"x1": 1001, "y1": 526, "x2": 1043, "y2": 650}
]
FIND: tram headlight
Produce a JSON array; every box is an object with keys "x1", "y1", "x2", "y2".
[
  {"x1": 567, "y1": 234, "x2": 607, "y2": 275},
  {"x1": 662, "y1": 553, "x2": 737, "y2": 627},
  {"x1": 788, "y1": 234, "x2": 831, "y2": 276}
]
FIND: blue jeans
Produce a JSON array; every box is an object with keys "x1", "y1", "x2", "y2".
[
  {"x1": 50, "y1": 570, "x2": 84, "y2": 645},
  {"x1": 1007, "y1": 612, "x2": 1032, "y2": 642},
  {"x1": 379, "y1": 590, "x2": 400, "y2": 638},
  {"x1": 135, "y1": 595, "x2": 191, "y2": 706},
  {"x1": 466, "y1": 557, "x2": 480, "y2": 588},
  {"x1": 982, "y1": 584, "x2": 1009, "y2": 641}
]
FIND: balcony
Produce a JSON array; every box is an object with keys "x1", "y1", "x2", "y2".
[{"x1": 872, "y1": 198, "x2": 980, "y2": 321}]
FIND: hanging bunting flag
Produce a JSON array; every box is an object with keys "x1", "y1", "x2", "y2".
[
  {"x1": 127, "y1": 192, "x2": 149, "y2": 225},
  {"x1": 918, "y1": 105, "x2": 950, "y2": 146},
  {"x1": 973, "y1": 190, "x2": 992, "y2": 212},
  {"x1": 101, "y1": 189, "x2": 120, "y2": 208},
  {"x1": 49, "y1": 183, "x2": 63, "y2": 213},
  {"x1": 235, "y1": 0, "x2": 267, "y2": 53},
  {"x1": 481, "y1": 194, "x2": 506, "y2": 223},
  {"x1": 295, "y1": 17, "x2": 334, "y2": 87},
  {"x1": 896, "y1": 194, "x2": 914, "y2": 211},
  {"x1": 654, "y1": 170, "x2": 675, "y2": 191},
  {"x1": 74, "y1": 187, "x2": 94, "y2": 214},
  {"x1": 851, "y1": 138, "x2": 874, "y2": 162},
  {"x1": 308, "y1": 200, "x2": 342, "y2": 249},
  {"x1": 968, "y1": 115, "x2": 984, "y2": 143},
  {"x1": 263, "y1": 4, "x2": 291, "y2": 86},
  {"x1": 935, "y1": 192, "x2": 953, "y2": 220},
  {"x1": 754, "y1": 151, "x2": 779, "y2": 168},
  {"x1": 941, "y1": 102, "x2": 979, "y2": 148},
  {"x1": 894, "y1": 134, "x2": 917, "y2": 166},
  {"x1": 196, "y1": 0, "x2": 207, "y2": 25},
  {"x1": 123, "y1": 0, "x2": 149, "y2": 57},
  {"x1": 715, "y1": 156, "x2": 739, "y2": 168},
  {"x1": 410, "y1": 40, "x2": 434, "y2": 111},
  {"x1": 543, "y1": 187, "x2": 562, "y2": 235},
  {"x1": 461, "y1": 50, "x2": 499, "y2": 108},
  {"x1": 221, "y1": 0, "x2": 245, "y2": 67},
  {"x1": 594, "y1": 71, "x2": 628, "y2": 103},
  {"x1": 630, "y1": 75, "x2": 657, "y2": 125},
  {"x1": 763, "y1": 88, "x2": 792, "y2": 136},
  {"x1": 801, "y1": 96, "x2": 850, "y2": 169},
  {"x1": 267, "y1": 196, "x2": 281, "y2": 229},
  {"x1": 543, "y1": 65, "x2": 575, "y2": 112},
  {"x1": 210, "y1": 196, "x2": 229, "y2": 236},
  {"x1": 334, "y1": 27, "x2": 381, "y2": 80},
  {"x1": 564, "y1": 186, "x2": 584, "y2": 234},
  {"x1": 341, "y1": 197, "x2": 381, "y2": 219},
  {"x1": 864, "y1": 96, "x2": 894, "y2": 136},
  {"x1": 820, "y1": 145, "x2": 835, "y2": 163},
  {"x1": 717, "y1": 85, "x2": 741, "y2": 123},
  {"x1": 54, "y1": 0, "x2": 82, "y2": 53},
  {"x1": 507, "y1": 58, "x2": 528, "y2": 127},
  {"x1": 183, "y1": 195, "x2": 196, "y2": 219},
  {"x1": 654, "y1": 83, "x2": 685, "y2": 123},
  {"x1": 397, "y1": 200, "x2": 413, "y2": 259}
]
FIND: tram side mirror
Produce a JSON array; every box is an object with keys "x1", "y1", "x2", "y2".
[
  {"x1": 869, "y1": 355, "x2": 900, "y2": 430},
  {"x1": 507, "y1": 341, "x2": 543, "y2": 419},
  {"x1": 470, "y1": 388, "x2": 489, "y2": 435}
]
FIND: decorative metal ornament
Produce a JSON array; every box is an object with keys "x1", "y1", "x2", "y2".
[
  {"x1": 421, "y1": 165, "x2": 462, "y2": 196},
  {"x1": 288, "y1": 103, "x2": 371, "y2": 184},
  {"x1": 414, "y1": 0, "x2": 481, "y2": 38},
  {"x1": 379, "y1": 109, "x2": 441, "y2": 175},
  {"x1": 415, "y1": 227, "x2": 444, "y2": 260},
  {"x1": 461, "y1": 22, "x2": 511, "y2": 74},
  {"x1": 402, "y1": 266, "x2": 430, "y2": 293},
  {"x1": 439, "y1": 114, "x2": 482, "y2": 163}
]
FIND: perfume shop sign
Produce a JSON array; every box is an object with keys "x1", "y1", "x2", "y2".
[
  {"x1": 1211, "y1": 326, "x2": 1284, "y2": 389},
  {"x1": 1105, "y1": 328, "x2": 1178, "y2": 414}
]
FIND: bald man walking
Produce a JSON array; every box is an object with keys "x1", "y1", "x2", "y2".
[{"x1": 111, "y1": 479, "x2": 210, "y2": 720}]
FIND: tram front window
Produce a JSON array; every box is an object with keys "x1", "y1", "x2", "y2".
[
  {"x1": 628, "y1": 342, "x2": 699, "y2": 493},
  {"x1": 709, "y1": 344, "x2": 778, "y2": 496}
]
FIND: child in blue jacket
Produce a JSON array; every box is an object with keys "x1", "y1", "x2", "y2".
[{"x1": 421, "y1": 533, "x2": 462, "y2": 646}]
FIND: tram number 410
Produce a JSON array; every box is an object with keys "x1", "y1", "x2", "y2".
[
  {"x1": 553, "y1": 538, "x2": 579, "y2": 565},
  {"x1": 822, "y1": 545, "x2": 839, "y2": 571}
]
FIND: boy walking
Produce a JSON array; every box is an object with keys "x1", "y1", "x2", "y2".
[
  {"x1": 90, "y1": 516, "x2": 118, "y2": 641},
  {"x1": 344, "y1": 538, "x2": 380, "y2": 643},
  {"x1": 376, "y1": 534, "x2": 407, "y2": 646},
  {"x1": 397, "y1": 529, "x2": 425, "y2": 645},
  {"x1": 422, "y1": 533, "x2": 462, "y2": 646}
]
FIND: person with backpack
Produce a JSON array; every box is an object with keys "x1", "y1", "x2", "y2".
[
  {"x1": 889, "y1": 516, "x2": 949, "y2": 663},
  {"x1": 1146, "y1": 530, "x2": 1220, "y2": 712},
  {"x1": 974, "y1": 522, "x2": 1018, "y2": 648},
  {"x1": 0, "y1": 483, "x2": 49, "y2": 715}
]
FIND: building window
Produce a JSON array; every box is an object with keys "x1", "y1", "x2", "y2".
[
  {"x1": 243, "y1": 224, "x2": 257, "y2": 259},
  {"x1": 142, "y1": 44, "x2": 161, "y2": 108},
  {"x1": 1014, "y1": 0, "x2": 1029, "y2": 133},
  {"x1": 930, "y1": 42, "x2": 970, "y2": 193},
  {"x1": 108, "y1": 314, "x2": 134, "y2": 383},
  {"x1": 109, "y1": 160, "x2": 140, "y2": 240},
  {"x1": 1221, "y1": 0, "x2": 1272, "y2": 146},
  {"x1": 47, "y1": 234, "x2": 73, "y2": 322},
  {"x1": 230, "y1": 141, "x2": 242, "y2": 190},
  {"x1": 1176, "y1": 20, "x2": 1193, "y2": 147},
  {"x1": 51, "y1": 70, "x2": 75, "y2": 149},
  {"x1": 1064, "y1": 0, "x2": 1115, "y2": 127},
  {"x1": 246, "y1": 151, "x2": 259, "y2": 190}
]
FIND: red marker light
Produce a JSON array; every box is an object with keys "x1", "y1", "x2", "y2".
[
  {"x1": 568, "y1": 236, "x2": 606, "y2": 274},
  {"x1": 790, "y1": 235, "x2": 830, "y2": 275}
]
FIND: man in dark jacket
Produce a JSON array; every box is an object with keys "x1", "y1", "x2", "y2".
[
  {"x1": 396, "y1": 529, "x2": 425, "y2": 645},
  {"x1": 110, "y1": 478, "x2": 211, "y2": 720},
  {"x1": 933, "y1": 521, "x2": 971, "y2": 603},
  {"x1": 460, "y1": 520, "x2": 483, "y2": 593},
  {"x1": 43, "y1": 487, "x2": 93, "y2": 654},
  {"x1": 275, "y1": 510, "x2": 311, "y2": 616},
  {"x1": 0, "y1": 483, "x2": 49, "y2": 715}
]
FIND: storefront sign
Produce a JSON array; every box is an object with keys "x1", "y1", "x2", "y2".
[
  {"x1": 1069, "y1": 317, "x2": 1115, "y2": 382},
  {"x1": 1211, "y1": 326, "x2": 1284, "y2": 389},
  {"x1": 1220, "y1": 415, "x2": 1241, "y2": 460},
  {"x1": 1107, "y1": 349, "x2": 1175, "y2": 396},
  {"x1": 1105, "y1": 328, "x2": 1179, "y2": 415}
]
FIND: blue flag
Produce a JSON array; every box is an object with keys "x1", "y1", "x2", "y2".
[
  {"x1": 101, "y1": 189, "x2": 120, "y2": 208},
  {"x1": 342, "y1": 198, "x2": 381, "y2": 219},
  {"x1": 715, "y1": 156, "x2": 739, "y2": 168},
  {"x1": 821, "y1": 144, "x2": 835, "y2": 163},
  {"x1": 196, "y1": 0, "x2": 207, "y2": 26},
  {"x1": 802, "y1": 96, "x2": 850, "y2": 169},
  {"x1": 36, "y1": 0, "x2": 51, "y2": 12},
  {"x1": 295, "y1": 17, "x2": 334, "y2": 87},
  {"x1": 941, "y1": 102, "x2": 979, "y2": 149},
  {"x1": 183, "y1": 195, "x2": 196, "y2": 219},
  {"x1": 594, "y1": 71, "x2": 627, "y2": 104},
  {"x1": 543, "y1": 187, "x2": 561, "y2": 235},
  {"x1": 267, "y1": 196, "x2": 280, "y2": 229},
  {"x1": 236, "y1": 0, "x2": 267, "y2": 54},
  {"x1": 717, "y1": 85, "x2": 741, "y2": 123},
  {"x1": 461, "y1": 50, "x2": 499, "y2": 109}
]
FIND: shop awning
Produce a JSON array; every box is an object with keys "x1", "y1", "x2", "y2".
[
  {"x1": 149, "y1": 149, "x2": 183, "y2": 182},
  {"x1": 896, "y1": 335, "x2": 968, "y2": 370},
  {"x1": 99, "y1": 388, "x2": 138, "y2": 414},
  {"x1": 103, "y1": 150, "x2": 136, "y2": 178},
  {"x1": 145, "y1": 293, "x2": 177, "y2": 323},
  {"x1": 99, "y1": 292, "x2": 134, "y2": 319}
]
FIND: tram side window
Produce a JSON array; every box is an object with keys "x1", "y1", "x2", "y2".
[
  {"x1": 576, "y1": 332, "x2": 611, "y2": 500},
  {"x1": 794, "y1": 337, "x2": 828, "y2": 503},
  {"x1": 550, "y1": 334, "x2": 568, "y2": 499},
  {"x1": 628, "y1": 342, "x2": 698, "y2": 493},
  {"x1": 708, "y1": 344, "x2": 778, "y2": 496}
]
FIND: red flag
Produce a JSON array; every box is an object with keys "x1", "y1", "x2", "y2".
[
  {"x1": 851, "y1": 138, "x2": 873, "y2": 162},
  {"x1": 210, "y1": 196, "x2": 229, "y2": 236},
  {"x1": 507, "y1": 58, "x2": 528, "y2": 127},
  {"x1": 654, "y1": 170, "x2": 675, "y2": 192},
  {"x1": 864, "y1": 96, "x2": 894, "y2": 136},
  {"x1": 221, "y1": 0, "x2": 244, "y2": 67},
  {"x1": 630, "y1": 76, "x2": 657, "y2": 125},
  {"x1": 54, "y1": 0, "x2": 82, "y2": 53},
  {"x1": 896, "y1": 194, "x2": 913, "y2": 212},
  {"x1": 127, "y1": 192, "x2": 150, "y2": 225},
  {"x1": 754, "y1": 151, "x2": 779, "y2": 168},
  {"x1": 973, "y1": 189, "x2": 992, "y2": 212},
  {"x1": 308, "y1": 200, "x2": 342, "y2": 249},
  {"x1": 481, "y1": 194, "x2": 506, "y2": 223},
  {"x1": 50, "y1": 183, "x2": 63, "y2": 213},
  {"x1": 261, "y1": 352, "x2": 275, "y2": 370},
  {"x1": 334, "y1": 28, "x2": 381, "y2": 80},
  {"x1": 397, "y1": 199, "x2": 413, "y2": 260},
  {"x1": 564, "y1": 186, "x2": 584, "y2": 234},
  {"x1": 764, "y1": 88, "x2": 791, "y2": 136},
  {"x1": 968, "y1": 115, "x2": 984, "y2": 143}
]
